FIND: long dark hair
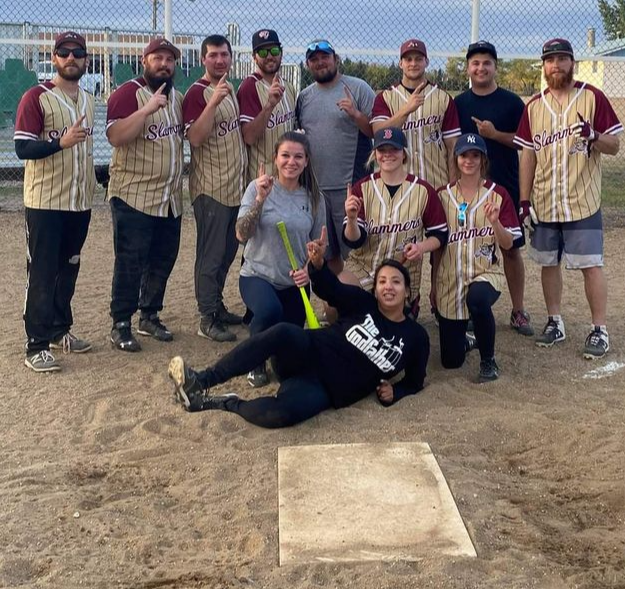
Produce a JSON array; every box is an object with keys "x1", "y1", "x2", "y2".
[
  {"x1": 274, "y1": 131, "x2": 322, "y2": 216},
  {"x1": 372, "y1": 258, "x2": 412, "y2": 299}
]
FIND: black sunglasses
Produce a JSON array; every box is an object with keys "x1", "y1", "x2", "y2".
[
  {"x1": 256, "y1": 46, "x2": 281, "y2": 58},
  {"x1": 55, "y1": 47, "x2": 87, "y2": 59}
]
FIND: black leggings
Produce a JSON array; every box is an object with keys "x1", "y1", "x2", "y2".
[
  {"x1": 439, "y1": 282, "x2": 500, "y2": 368},
  {"x1": 197, "y1": 323, "x2": 332, "y2": 428}
]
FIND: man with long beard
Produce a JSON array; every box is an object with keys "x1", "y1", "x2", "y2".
[
  {"x1": 14, "y1": 31, "x2": 95, "y2": 372},
  {"x1": 106, "y1": 38, "x2": 184, "y2": 352},
  {"x1": 515, "y1": 38, "x2": 622, "y2": 359},
  {"x1": 296, "y1": 40, "x2": 375, "y2": 270}
]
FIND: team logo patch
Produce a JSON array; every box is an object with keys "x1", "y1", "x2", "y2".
[
  {"x1": 467, "y1": 134, "x2": 476, "y2": 143},
  {"x1": 425, "y1": 129, "x2": 443, "y2": 148},
  {"x1": 259, "y1": 30, "x2": 270, "y2": 39},
  {"x1": 475, "y1": 243, "x2": 497, "y2": 264},
  {"x1": 569, "y1": 138, "x2": 590, "y2": 158},
  {"x1": 383, "y1": 129, "x2": 393, "y2": 139}
]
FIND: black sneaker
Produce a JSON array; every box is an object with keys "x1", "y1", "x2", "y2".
[
  {"x1": 138, "y1": 314, "x2": 173, "y2": 342},
  {"x1": 583, "y1": 327, "x2": 610, "y2": 360},
  {"x1": 198, "y1": 314, "x2": 236, "y2": 343},
  {"x1": 168, "y1": 356, "x2": 206, "y2": 412},
  {"x1": 247, "y1": 362, "x2": 269, "y2": 388},
  {"x1": 535, "y1": 317, "x2": 565, "y2": 348},
  {"x1": 478, "y1": 358, "x2": 499, "y2": 382},
  {"x1": 217, "y1": 303, "x2": 243, "y2": 325},
  {"x1": 510, "y1": 310, "x2": 534, "y2": 336},
  {"x1": 111, "y1": 321, "x2": 142, "y2": 352},
  {"x1": 465, "y1": 332, "x2": 477, "y2": 354},
  {"x1": 201, "y1": 392, "x2": 239, "y2": 411}
]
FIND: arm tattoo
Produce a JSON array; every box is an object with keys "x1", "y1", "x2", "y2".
[{"x1": 236, "y1": 199, "x2": 264, "y2": 241}]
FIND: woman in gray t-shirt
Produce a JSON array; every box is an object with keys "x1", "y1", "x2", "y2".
[{"x1": 236, "y1": 132, "x2": 326, "y2": 387}]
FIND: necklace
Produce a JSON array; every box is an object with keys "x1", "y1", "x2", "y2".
[{"x1": 455, "y1": 178, "x2": 482, "y2": 204}]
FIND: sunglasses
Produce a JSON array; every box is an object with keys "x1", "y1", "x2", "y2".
[
  {"x1": 256, "y1": 46, "x2": 282, "y2": 58},
  {"x1": 55, "y1": 47, "x2": 87, "y2": 59},
  {"x1": 306, "y1": 40, "x2": 334, "y2": 55},
  {"x1": 458, "y1": 202, "x2": 468, "y2": 227}
]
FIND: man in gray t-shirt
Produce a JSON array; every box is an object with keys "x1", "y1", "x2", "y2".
[{"x1": 296, "y1": 39, "x2": 375, "y2": 265}]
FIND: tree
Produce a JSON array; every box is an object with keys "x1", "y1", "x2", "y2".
[{"x1": 598, "y1": 0, "x2": 625, "y2": 40}]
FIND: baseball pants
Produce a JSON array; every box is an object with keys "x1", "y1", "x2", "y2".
[
  {"x1": 193, "y1": 195, "x2": 239, "y2": 317},
  {"x1": 24, "y1": 207, "x2": 91, "y2": 354},
  {"x1": 196, "y1": 323, "x2": 332, "y2": 428},
  {"x1": 439, "y1": 282, "x2": 500, "y2": 368},
  {"x1": 109, "y1": 197, "x2": 181, "y2": 324}
]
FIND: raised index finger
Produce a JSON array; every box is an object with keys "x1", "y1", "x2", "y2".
[
  {"x1": 155, "y1": 82, "x2": 166, "y2": 95},
  {"x1": 73, "y1": 114, "x2": 87, "y2": 127},
  {"x1": 319, "y1": 225, "x2": 327, "y2": 244},
  {"x1": 219, "y1": 73, "x2": 228, "y2": 85},
  {"x1": 346, "y1": 182, "x2": 352, "y2": 198},
  {"x1": 258, "y1": 162, "x2": 265, "y2": 178}
]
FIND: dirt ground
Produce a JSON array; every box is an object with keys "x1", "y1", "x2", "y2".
[{"x1": 1, "y1": 199, "x2": 624, "y2": 589}]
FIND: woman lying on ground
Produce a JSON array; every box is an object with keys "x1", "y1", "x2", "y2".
[
  {"x1": 432, "y1": 133, "x2": 521, "y2": 382},
  {"x1": 236, "y1": 132, "x2": 326, "y2": 387},
  {"x1": 167, "y1": 227, "x2": 430, "y2": 429}
]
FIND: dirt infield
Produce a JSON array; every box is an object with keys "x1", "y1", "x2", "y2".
[{"x1": 1, "y1": 201, "x2": 624, "y2": 589}]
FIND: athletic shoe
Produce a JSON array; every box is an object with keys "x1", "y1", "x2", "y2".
[
  {"x1": 50, "y1": 331, "x2": 92, "y2": 353},
  {"x1": 583, "y1": 327, "x2": 610, "y2": 360},
  {"x1": 25, "y1": 350, "x2": 61, "y2": 373},
  {"x1": 478, "y1": 358, "x2": 499, "y2": 382},
  {"x1": 466, "y1": 318, "x2": 474, "y2": 334},
  {"x1": 168, "y1": 356, "x2": 206, "y2": 412},
  {"x1": 138, "y1": 314, "x2": 173, "y2": 342},
  {"x1": 247, "y1": 363, "x2": 269, "y2": 388},
  {"x1": 217, "y1": 303, "x2": 243, "y2": 325},
  {"x1": 201, "y1": 392, "x2": 239, "y2": 411},
  {"x1": 510, "y1": 310, "x2": 534, "y2": 336},
  {"x1": 535, "y1": 317, "x2": 566, "y2": 348},
  {"x1": 110, "y1": 321, "x2": 142, "y2": 352},
  {"x1": 465, "y1": 332, "x2": 477, "y2": 354},
  {"x1": 198, "y1": 314, "x2": 236, "y2": 343}
]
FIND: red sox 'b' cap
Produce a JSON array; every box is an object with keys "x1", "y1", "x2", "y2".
[
  {"x1": 54, "y1": 31, "x2": 87, "y2": 51},
  {"x1": 143, "y1": 38, "x2": 181, "y2": 59},
  {"x1": 400, "y1": 39, "x2": 428, "y2": 59}
]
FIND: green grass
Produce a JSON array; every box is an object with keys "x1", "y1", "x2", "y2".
[{"x1": 602, "y1": 165, "x2": 625, "y2": 207}]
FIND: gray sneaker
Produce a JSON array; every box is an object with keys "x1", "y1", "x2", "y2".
[
  {"x1": 510, "y1": 310, "x2": 534, "y2": 337},
  {"x1": 478, "y1": 358, "x2": 499, "y2": 383},
  {"x1": 583, "y1": 327, "x2": 610, "y2": 360},
  {"x1": 198, "y1": 314, "x2": 236, "y2": 343},
  {"x1": 25, "y1": 350, "x2": 61, "y2": 373},
  {"x1": 50, "y1": 331, "x2": 92, "y2": 353},
  {"x1": 535, "y1": 317, "x2": 566, "y2": 348}
]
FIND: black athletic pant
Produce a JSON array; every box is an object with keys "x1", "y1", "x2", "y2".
[
  {"x1": 24, "y1": 207, "x2": 91, "y2": 354},
  {"x1": 110, "y1": 197, "x2": 181, "y2": 324},
  {"x1": 197, "y1": 323, "x2": 332, "y2": 428},
  {"x1": 193, "y1": 195, "x2": 239, "y2": 317},
  {"x1": 439, "y1": 282, "x2": 500, "y2": 368}
]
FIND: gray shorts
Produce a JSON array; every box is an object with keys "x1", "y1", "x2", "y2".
[{"x1": 528, "y1": 209, "x2": 603, "y2": 269}]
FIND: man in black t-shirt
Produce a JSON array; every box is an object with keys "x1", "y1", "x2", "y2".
[{"x1": 455, "y1": 40, "x2": 534, "y2": 337}]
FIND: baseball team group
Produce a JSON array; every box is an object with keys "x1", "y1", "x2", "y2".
[{"x1": 13, "y1": 28, "x2": 622, "y2": 428}]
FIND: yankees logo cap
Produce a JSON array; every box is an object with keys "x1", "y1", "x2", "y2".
[
  {"x1": 143, "y1": 37, "x2": 181, "y2": 59},
  {"x1": 454, "y1": 133, "x2": 488, "y2": 156},
  {"x1": 252, "y1": 29, "x2": 281, "y2": 52},
  {"x1": 373, "y1": 127, "x2": 407, "y2": 150},
  {"x1": 541, "y1": 38, "x2": 574, "y2": 60},
  {"x1": 466, "y1": 40, "x2": 497, "y2": 61},
  {"x1": 400, "y1": 39, "x2": 428, "y2": 59},
  {"x1": 54, "y1": 31, "x2": 87, "y2": 51}
]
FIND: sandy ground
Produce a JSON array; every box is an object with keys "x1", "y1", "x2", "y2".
[{"x1": 1, "y1": 199, "x2": 624, "y2": 589}]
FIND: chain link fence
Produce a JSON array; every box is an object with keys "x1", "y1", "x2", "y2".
[{"x1": 1, "y1": 0, "x2": 624, "y2": 183}]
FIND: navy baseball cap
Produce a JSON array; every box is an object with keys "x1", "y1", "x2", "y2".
[
  {"x1": 252, "y1": 29, "x2": 281, "y2": 52},
  {"x1": 466, "y1": 40, "x2": 497, "y2": 61},
  {"x1": 541, "y1": 38, "x2": 574, "y2": 60},
  {"x1": 306, "y1": 39, "x2": 335, "y2": 59},
  {"x1": 373, "y1": 127, "x2": 407, "y2": 150},
  {"x1": 454, "y1": 133, "x2": 488, "y2": 156}
]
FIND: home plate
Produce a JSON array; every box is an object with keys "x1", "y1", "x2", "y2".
[{"x1": 278, "y1": 442, "x2": 476, "y2": 565}]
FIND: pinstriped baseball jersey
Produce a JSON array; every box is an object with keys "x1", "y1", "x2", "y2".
[
  {"x1": 237, "y1": 73, "x2": 297, "y2": 182},
  {"x1": 436, "y1": 181, "x2": 521, "y2": 320},
  {"x1": 184, "y1": 78, "x2": 246, "y2": 206},
  {"x1": 345, "y1": 172, "x2": 447, "y2": 293},
  {"x1": 371, "y1": 82, "x2": 461, "y2": 188},
  {"x1": 514, "y1": 81, "x2": 623, "y2": 223},
  {"x1": 15, "y1": 82, "x2": 95, "y2": 211},
  {"x1": 106, "y1": 78, "x2": 184, "y2": 218}
]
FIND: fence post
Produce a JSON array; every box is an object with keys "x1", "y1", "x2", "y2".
[
  {"x1": 164, "y1": 0, "x2": 173, "y2": 41},
  {"x1": 471, "y1": 0, "x2": 480, "y2": 43}
]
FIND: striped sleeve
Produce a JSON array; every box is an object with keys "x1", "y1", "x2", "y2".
[
  {"x1": 591, "y1": 87, "x2": 623, "y2": 135},
  {"x1": 441, "y1": 97, "x2": 461, "y2": 138},
  {"x1": 497, "y1": 186, "x2": 522, "y2": 239},
  {"x1": 514, "y1": 103, "x2": 534, "y2": 149},
  {"x1": 421, "y1": 180, "x2": 448, "y2": 244},
  {"x1": 370, "y1": 91, "x2": 392, "y2": 123},
  {"x1": 237, "y1": 75, "x2": 262, "y2": 124},
  {"x1": 14, "y1": 86, "x2": 45, "y2": 141},
  {"x1": 106, "y1": 80, "x2": 140, "y2": 131},
  {"x1": 183, "y1": 81, "x2": 208, "y2": 128}
]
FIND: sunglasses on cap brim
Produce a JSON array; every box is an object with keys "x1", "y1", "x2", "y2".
[{"x1": 306, "y1": 41, "x2": 334, "y2": 55}]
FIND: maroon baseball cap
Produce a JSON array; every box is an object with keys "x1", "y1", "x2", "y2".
[
  {"x1": 400, "y1": 39, "x2": 427, "y2": 59},
  {"x1": 541, "y1": 38, "x2": 574, "y2": 60},
  {"x1": 143, "y1": 38, "x2": 181, "y2": 59},
  {"x1": 54, "y1": 31, "x2": 87, "y2": 51}
]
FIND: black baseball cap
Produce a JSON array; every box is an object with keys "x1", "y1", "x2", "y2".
[
  {"x1": 454, "y1": 133, "x2": 488, "y2": 156},
  {"x1": 373, "y1": 127, "x2": 407, "y2": 150},
  {"x1": 252, "y1": 29, "x2": 281, "y2": 52},
  {"x1": 541, "y1": 38, "x2": 574, "y2": 60},
  {"x1": 466, "y1": 40, "x2": 497, "y2": 61}
]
